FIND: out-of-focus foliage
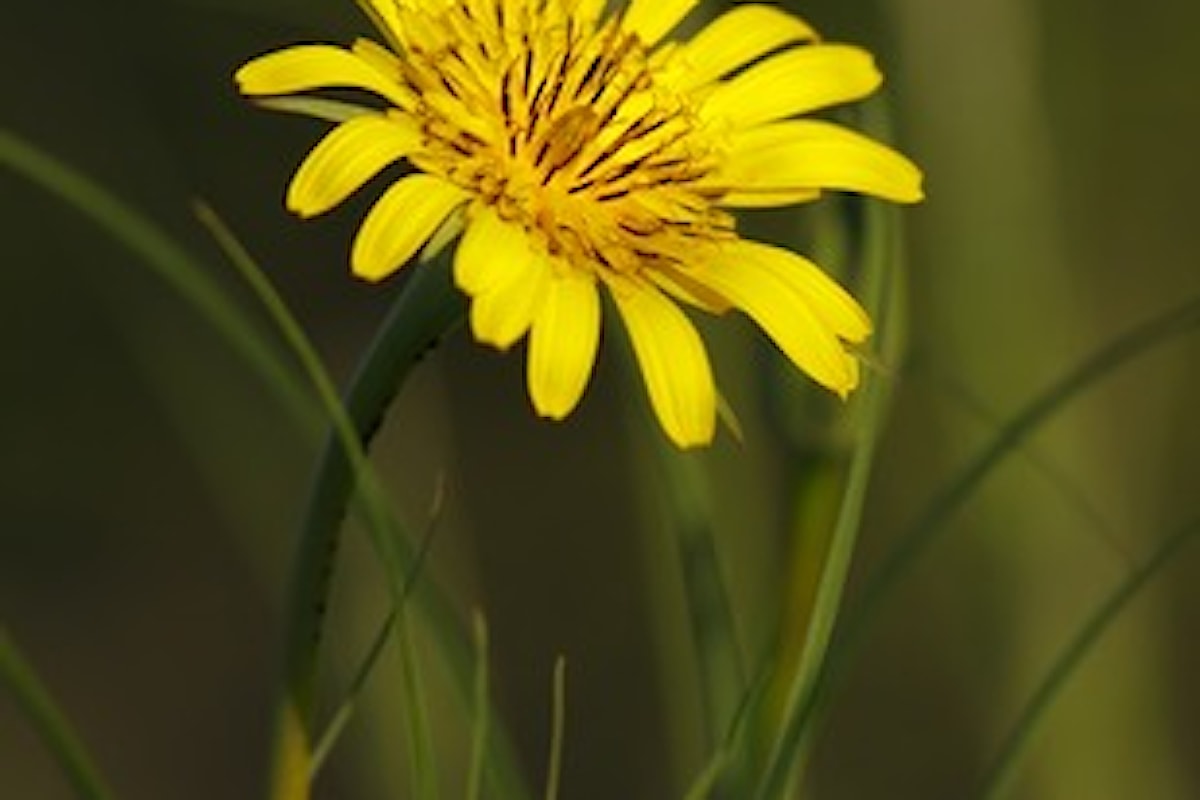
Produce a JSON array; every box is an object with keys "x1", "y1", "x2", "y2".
[{"x1": 1, "y1": 1, "x2": 1196, "y2": 798}]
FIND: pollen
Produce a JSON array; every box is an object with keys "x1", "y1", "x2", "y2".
[{"x1": 396, "y1": 4, "x2": 733, "y2": 276}]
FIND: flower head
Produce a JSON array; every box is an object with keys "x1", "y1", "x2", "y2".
[{"x1": 236, "y1": 0, "x2": 923, "y2": 447}]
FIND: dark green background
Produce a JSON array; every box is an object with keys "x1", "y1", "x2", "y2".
[{"x1": 3, "y1": 1, "x2": 1197, "y2": 798}]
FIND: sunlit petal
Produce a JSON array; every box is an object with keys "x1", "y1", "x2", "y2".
[
  {"x1": 610, "y1": 278, "x2": 716, "y2": 447},
  {"x1": 670, "y1": 5, "x2": 817, "y2": 90},
  {"x1": 701, "y1": 45, "x2": 881, "y2": 129},
  {"x1": 455, "y1": 206, "x2": 542, "y2": 296},
  {"x1": 235, "y1": 44, "x2": 415, "y2": 109},
  {"x1": 622, "y1": 0, "x2": 699, "y2": 47},
  {"x1": 527, "y1": 270, "x2": 602, "y2": 419},
  {"x1": 287, "y1": 113, "x2": 422, "y2": 217},
  {"x1": 691, "y1": 241, "x2": 869, "y2": 395},
  {"x1": 719, "y1": 120, "x2": 923, "y2": 203},
  {"x1": 351, "y1": 174, "x2": 469, "y2": 282}
]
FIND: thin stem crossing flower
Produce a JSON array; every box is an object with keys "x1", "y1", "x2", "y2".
[{"x1": 236, "y1": 0, "x2": 923, "y2": 447}]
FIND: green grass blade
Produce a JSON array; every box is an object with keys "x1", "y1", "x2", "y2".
[
  {"x1": 466, "y1": 612, "x2": 490, "y2": 800},
  {"x1": 0, "y1": 129, "x2": 317, "y2": 436},
  {"x1": 615, "y1": 322, "x2": 746, "y2": 772},
  {"x1": 751, "y1": 194, "x2": 906, "y2": 800},
  {"x1": 660, "y1": 446, "x2": 747, "y2": 750},
  {"x1": 977, "y1": 518, "x2": 1199, "y2": 800},
  {"x1": 0, "y1": 627, "x2": 117, "y2": 800},
  {"x1": 790, "y1": 294, "x2": 1200, "y2": 773},
  {"x1": 849, "y1": 294, "x2": 1200, "y2": 654},
  {"x1": 194, "y1": 206, "x2": 489, "y2": 800},
  {"x1": 307, "y1": 488, "x2": 443, "y2": 778},
  {"x1": 544, "y1": 656, "x2": 568, "y2": 800}
]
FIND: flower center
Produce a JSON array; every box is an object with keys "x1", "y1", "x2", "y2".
[{"x1": 397, "y1": 1, "x2": 734, "y2": 276}]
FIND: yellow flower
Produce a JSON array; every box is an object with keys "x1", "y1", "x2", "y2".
[{"x1": 236, "y1": 0, "x2": 923, "y2": 447}]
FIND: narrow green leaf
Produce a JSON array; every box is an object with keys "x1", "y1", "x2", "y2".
[
  {"x1": 751, "y1": 194, "x2": 905, "y2": 800},
  {"x1": 0, "y1": 129, "x2": 317, "y2": 435},
  {"x1": 850, "y1": 295, "x2": 1200, "y2": 659},
  {"x1": 0, "y1": 627, "x2": 117, "y2": 800},
  {"x1": 466, "y1": 612, "x2": 490, "y2": 800},
  {"x1": 978, "y1": 518, "x2": 1199, "y2": 800},
  {"x1": 792, "y1": 294, "x2": 1200, "y2": 774},
  {"x1": 544, "y1": 656, "x2": 568, "y2": 800}
]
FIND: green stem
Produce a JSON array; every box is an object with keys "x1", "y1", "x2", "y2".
[
  {"x1": 267, "y1": 260, "x2": 464, "y2": 800},
  {"x1": 852, "y1": 295, "x2": 1200, "y2": 661},
  {"x1": 787, "y1": 294, "x2": 1200, "y2": 777},
  {"x1": 0, "y1": 627, "x2": 117, "y2": 800},
  {"x1": 663, "y1": 449, "x2": 746, "y2": 752},
  {"x1": 752, "y1": 199, "x2": 903, "y2": 800}
]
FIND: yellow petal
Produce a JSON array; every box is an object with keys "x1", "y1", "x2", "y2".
[
  {"x1": 527, "y1": 270, "x2": 602, "y2": 420},
  {"x1": 455, "y1": 206, "x2": 539, "y2": 296},
  {"x1": 610, "y1": 278, "x2": 715, "y2": 447},
  {"x1": 701, "y1": 45, "x2": 881, "y2": 130},
  {"x1": 351, "y1": 174, "x2": 470, "y2": 282},
  {"x1": 649, "y1": 266, "x2": 733, "y2": 314},
  {"x1": 692, "y1": 241, "x2": 870, "y2": 396},
  {"x1": 566, "y1": 0, "x2": 606, "y2": 25},
  {"x1": 235, "y1": 44, "x2": 414, "y2": 110},
  {"x1": 356, "y1": 1, "x2": 404, "y2": 48},
  {"x1": 460, "y1": 214, "x2": 552, "y2": 349},
  {"x1": 622, "y1": 0, "x2": 699, "y2": 48},
  {"x1": 469, "y1": 251, "x2": 550, "y2": 351},
  {"x1": 721, "y1": 120, "x2": 923, "y2": 203},
  {"x1": 718, "y1": 188, "x2": 821, "y2": 208},
  {"x1": 671, "y1": 5, "x2": 818, "y2": 90},
  {"x1": 287, "y1": 113, "x2": 422, "y2": 218}
]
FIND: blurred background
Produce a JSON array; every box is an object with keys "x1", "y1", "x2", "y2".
[{"x1": 2, "y1": 0, "x2": 1197, "y2": 798}]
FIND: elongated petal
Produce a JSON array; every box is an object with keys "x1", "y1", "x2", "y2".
[
  {"x1": 671, "y1": 5, "x2": 817, "y2": 90},
  {"x1": 567, "y1": 0, "x2": 606, "y2": 25},
  {"x1": 461, "y1": 215, "x2": 553, "y2": 349},
  {"x1": 721, "y1": 120, "x2": 923, "y2": 202},
  {"x1": 718, "y1": 188, "x2": 821, "y2": 208},
  {"x1": 692, "y1": 241, "x2": 869, "y2": 395},
  {"x1": 287, "y1": 113, "x2": 421, "y2": 217},
  {"x1": 622, "y1": 0, "x2": 699, "y2": 47},
  {"x1": 235, "y1": 44, "x2": 414, "y2": 110},
  {"x1": 701, "y1": 45, "x2": 881, "y2": 129},
  {"x1": 611, "y1": 279, "x2": 715, "y2": 447},
  {"x1": 469, "y1": 257, "x2": 550, "y2": 350},
  {"x1": 527, "y1": 270, "x2": 602, "y2": 419},
  {"x1": 649, "y1": 266, "x2": 732, "y2": 314},
  {"x1": 356, "y1": 1, "x2": 404, "y2": 48},
  {"x1": 351, "y1": 174, "x2": 470, "y2": 281},
  {"x1": 455, "y1": 206, "x2": 540, "y2": 296}
]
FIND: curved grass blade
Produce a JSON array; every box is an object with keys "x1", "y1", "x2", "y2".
[
  {"x1": 614, "y1": 332, "x2": 746, "y2": 770},
  {"x1": 197, "y1": 202, "x2": 441, "y2": 800},
  {"x1": 751, "y1": 193, "x2": 906, "y2": 800},
  {"x1": 784, "y1": 294, "x2": 1200, "y2": 777},
  {"x1": 194, "y1": 207, "x2": 528, "y2": 800},
  {"x1": 850, "y1": 295, "x2": 1200, "y2": 654},
  {"x1": 306, "y1": 479, "x2": 445, "y2": 778},
  {"x1": 466, "y1": 612, "x2": 490, "y2": 800},
  {"x1": 0, "y1": 627, "x2": 116, "y2": 800},
  {"x1": 0, "y1": 129, "x2": 317, "y2": 436},
  {"x1": 977, "y1": 518, "x2": 1199, "y2": 800},
  {"x1": 544, "y1": 656, "x2": 568, "y2": 800}
]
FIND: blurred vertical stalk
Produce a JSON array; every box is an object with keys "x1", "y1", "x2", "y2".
[
  {"x1": 752, "y1": 151, "x2": 908, "y2": 797},
  {"x1": 884, "y1": 0, "x2": 1188, "y2": 796},
  {"x1": 619, "y1": 351, "x2": 747, "y2": 786}
]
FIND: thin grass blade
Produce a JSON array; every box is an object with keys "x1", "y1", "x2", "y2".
[
  {"x1": 0, "y1": 627, "x2": 117, "y2": 800},
  {"x1": 977, "y1": 518, "x2": 1198, "y2": 800}
]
